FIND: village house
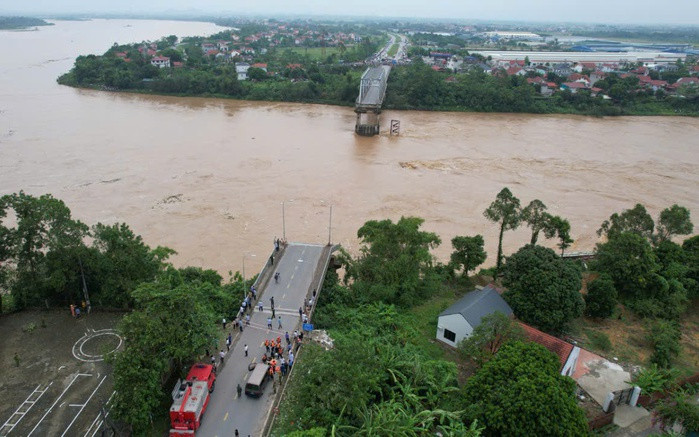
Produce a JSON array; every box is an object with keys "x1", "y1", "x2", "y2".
[
  {"x1": 251, "y1": 63, "x2": 268, "y2": 72},
  {"x1": 561, "y1": 81, "x2": 588, "y2": 93},
  {"x1": 150, "y1": 56, "x2": 170, "y2": 68},
  {"x1": 436, "y1": 285, "x2": 513, "y2": 347},
  {"x1": 235, "y1": 62, "x2": 250, "y2": 81}
]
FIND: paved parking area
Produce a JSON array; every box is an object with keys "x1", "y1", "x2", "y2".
[{"x1": 0, "y1": 310, "x2": 122, "y2": 436}]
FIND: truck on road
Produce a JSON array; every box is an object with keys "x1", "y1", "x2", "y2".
[{"x1": 169, "y1": 363, "x2": 216, "y2": 436}]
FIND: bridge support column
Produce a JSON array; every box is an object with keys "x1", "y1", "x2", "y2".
[{"x1": 355, "y1": 110, "x2": 380, "y2": 137}]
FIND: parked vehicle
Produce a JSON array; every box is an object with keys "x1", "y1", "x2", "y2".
[
  {"x1": 245, "y1": 363, "x2": 271, "y2": 397},
  {"x1": 169, "y1": 363, "x2": 216, "y2": 436}
]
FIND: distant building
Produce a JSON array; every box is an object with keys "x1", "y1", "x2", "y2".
[
  {"x1": 561, "y1": 82, "x2": 588, "y2": 93},
  {"x1": 235, "y1": 62, "x2": 250, "y2": 81},
  {"x1": 150, "y1": 56, "x2": 170, "y2": 68}
]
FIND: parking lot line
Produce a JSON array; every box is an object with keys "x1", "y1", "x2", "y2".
[
  {"x1": 26, "y1": 373, "x2": 91, "y2": 436},
  {"x1": 61, "y1": 375, "x2": 107, "y2": 437}
]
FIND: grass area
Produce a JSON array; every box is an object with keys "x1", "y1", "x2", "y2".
[
  {"x1": 283, "y1": 46, "x2": 347, "y2": 60},
  {"x1": 568, "y1": 300, "x2": 699, "y2": 376},
  {"x1": 387, "y1": 43, "x2": 399, "y2": 57}
]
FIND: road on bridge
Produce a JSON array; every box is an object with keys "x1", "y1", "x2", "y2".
[{"x1": 197, "y1": 243, "x2": 325, "y2": 437}]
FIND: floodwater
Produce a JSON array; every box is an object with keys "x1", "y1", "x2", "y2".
[{"x1": 1, "y1": 20, "x2": 698, "y2": 274}]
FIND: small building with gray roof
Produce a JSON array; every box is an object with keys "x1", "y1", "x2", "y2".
[{"x1": 436, "y1": 285, "x2": 513, "y2": 347}]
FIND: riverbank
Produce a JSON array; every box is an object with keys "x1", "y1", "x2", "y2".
[
  {"x1": 57, "y1": 63, "x2": 699, "y2": 117},
  {"x1": 0, "y1": 16, "x2": 53, "y2": 30}
]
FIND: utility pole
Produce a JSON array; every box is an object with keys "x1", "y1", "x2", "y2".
[{"x1": 78, "y1": 257, "x2": 91, "y2": 313}]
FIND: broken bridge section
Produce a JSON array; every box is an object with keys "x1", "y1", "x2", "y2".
[{"x1": 355, "y1": 65, "x2": 391, "y2": 136}]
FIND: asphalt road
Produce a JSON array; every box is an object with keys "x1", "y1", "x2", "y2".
[{"x1": 197, "y1": 243, "x2": 325, "y2": 437}]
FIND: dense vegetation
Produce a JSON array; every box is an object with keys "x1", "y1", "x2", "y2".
[
  {"x1": 0, "y1": 16, "x2": 52, "y2": 30},
  {"x1": 0, "y1": 192, "x2": 174, "y2": 312},
  {"x1": 272, "y1": 216, "x2": 590, "y2": 436}
]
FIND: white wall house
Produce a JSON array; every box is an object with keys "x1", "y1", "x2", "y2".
[
  {"x1": 436, "y1": 286, "x2": 513, "y2": 348},
  {"x1": 235, "y1": 62, "x2": 250, "y2": 81},
  {"x1": 150, "y1": 56, "x2": 170, "y2": 68}
]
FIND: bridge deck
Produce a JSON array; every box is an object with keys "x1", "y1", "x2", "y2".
[{"x1": 356, "y1": 65, "x2": 391, "y2": 108}]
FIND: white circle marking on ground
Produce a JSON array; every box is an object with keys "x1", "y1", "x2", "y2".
[{"x1": 72, "y1": 329, "x2": 123, "y2": 362}]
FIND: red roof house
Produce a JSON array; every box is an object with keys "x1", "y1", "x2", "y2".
[{"x1": 518, "y1": 322, "x2": 579, "y2": 376}]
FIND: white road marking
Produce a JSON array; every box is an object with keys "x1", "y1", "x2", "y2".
[
  {"x1": 84, "y1": 391, "x2": 114, "y2": 437},
  {"x1": 0, "y1": 382, "x2": 53, "y2": 435},
  {"x1": 27, "y1": 373, "x2": 91, "y2": 436},
  {"x1": 61, "y1": 375, "x2": 107, "y2": 437}
]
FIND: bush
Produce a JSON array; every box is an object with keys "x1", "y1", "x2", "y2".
[
  {"x1": 630, "y1": 364, "x2": 679, "y2": 394},
  {"x1": 585, "y1": 329, "x2": 612, "y2": 352},
  {"x1": 584, "y1": 275, "x2": 618, "y2": 318},
  {"x1": 648, "y1": 320, "x2": 682, "y2": 368}
]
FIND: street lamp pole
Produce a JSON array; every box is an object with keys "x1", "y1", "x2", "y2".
[
  {"x1": 328, "y1": 205, "x2": 333, "y2": 245},
  {"x1": 282, "y1": 201, "x2": 286, "y2": 241}
]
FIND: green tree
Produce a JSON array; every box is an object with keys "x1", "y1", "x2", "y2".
[
  {"x1": 247, "y1": 67, "x2": 267, "y2": 81},
  {"x1": 90, "y1": 222, "x2": 173, "y2": 308},
  {"x1": 111, "y1": 280, "x2": 226, "y2": 431},
  {"x1": 450, "y1": 235, "x2": 487, "y2": 276},
  {"x1": 656, "y1": 204, "x2": 693, "y2": 242},
  {"x1": 593, "y1": 232, "x2": 660, "y2": 299},
  {"x1": 0, "y1": 192, "x2": 88, "y2": 309},
  {"x1": 503, "y1": 245, "x2": 584, "y2": 334},
  {"x1": 342, "y1": 217, "x2": 441, "y2": 307},
  {"x1": 483, "y1": 188, "x2": 522, "y2": 276},
  {"x1": 462, "y1": 341, "x2": 588, "y2": 437},
  {"x1": 584, "y1": 275, "x2": 618, "y2": 318},
  {"x1": 521, "y1": 199, "x2": 550, "y2": 245},
  {"x1": 598, "y1": 203, "x2": 655, "y2": 241},
  {"x1": 648, "y1": 320, "x2": 681, "y2": 368},
  {"x1": 549, "y1": 215, "x2": 574, "y2": 255},
  {"x1": 682, "y1": 235, "x2": 699, "y2": 299},
  {"x1": 458, "y1": 312, "x2": 524, "y2": 367}
]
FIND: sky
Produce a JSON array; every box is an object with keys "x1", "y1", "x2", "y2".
[{"x1": 1, "y1": 0, "x2": 698, "y2": 25}]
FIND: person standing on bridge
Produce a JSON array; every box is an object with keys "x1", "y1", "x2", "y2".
[
  {"x1": 270, "y1": 296, "x2": 275, "y2": 309},
  {"x1": 272, "y1": 308, "x2": 276, "y2": 319},
  {"x1": 244, "y1": 344, "x2": 248, "y2": 357},
  {"x1": 219, "y1": 349, "x2": 225, "y2": 365},
  {"x1": 274, "y1": 272, "x2": 280, "y2": 283},
  {"x1": 236, "y1": 384, "x2": 242, "y2": 398},
  {"x1": 285, "y1": 331, "x2": 290, "y2": 344},
  {"x1": 222, "y1": 317, "x2": 227, "y2": 330},
  {"x1": 298, "y1": 306, "x2": 303, "y2": 318},
  {"x1": 278, "y1": 316, "x2": 283, "y2": 329},
  {"x1": 226, "y1": 334, "x2": 232, "y2": 351},
  {"x1": 267, "y1": 317, "x2": 273, "y2": 329},
  {"x1": 258, "y1": 301, "x2": 263, "y2": 312}
]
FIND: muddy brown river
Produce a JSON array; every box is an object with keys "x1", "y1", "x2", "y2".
[{"x1": 1, "y1": 20, "x2": 697, "y2": 274}]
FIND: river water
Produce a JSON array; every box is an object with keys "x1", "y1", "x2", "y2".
[{"x1": 1, "y1": 20, "x2": 697, "y2": 274}]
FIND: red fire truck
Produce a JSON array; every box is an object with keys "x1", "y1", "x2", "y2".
[{"x1": 169, "y1": 363, "x2": 216, "y2": 436}]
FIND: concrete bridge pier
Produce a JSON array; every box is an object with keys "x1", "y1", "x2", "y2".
[{"x1": 355, "y1": 109, "x2": 381, "y2": 136}]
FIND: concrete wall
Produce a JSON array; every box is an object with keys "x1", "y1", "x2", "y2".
[{"x1": 436, "y1": 314, "x2": 473, "y2": 347}]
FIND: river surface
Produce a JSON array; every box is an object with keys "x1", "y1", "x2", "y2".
[{"x1": 1, "y1": 19, "x2": 698, "y2": 274}]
